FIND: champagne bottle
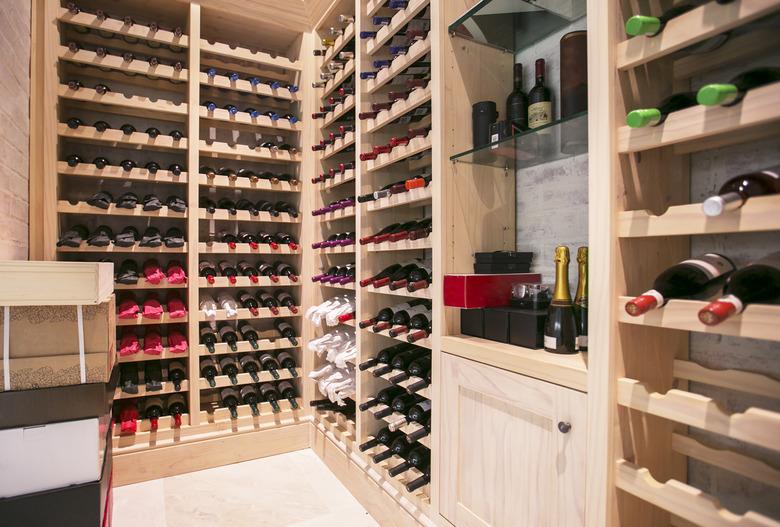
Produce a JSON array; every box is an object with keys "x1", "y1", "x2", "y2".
[
  {"x1": 528, "y1": 59, "x2": 552, "y2": 129},
  {"x1": 698, "y1": 252, "x2": 780, "y2": 326},
  {"x1": 625, "y1": 253, "x2": 736, "y2": 316},
  {"x1": 544, "y1": 246, "x2": 577, "y2": 354},
  {"x1": 697, "y1": 67, "x2": 780, "y2": 107},
  {"x1": 574, "y1": 247, "x2": 588, "y2": 352},
  {"x1": 702, "y1": 167, "x2": 780, "y2": 216},
  {"x1": 625, "y1": 92, "x2": 698, "y2": 128}
]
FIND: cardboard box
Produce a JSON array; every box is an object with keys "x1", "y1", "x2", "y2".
[
  {"x1": 0, "y1": 296, "x2": 116, "y2": 391},
  {"x1": 443, "y1": 273, "x2": 541, "y2": 308}
]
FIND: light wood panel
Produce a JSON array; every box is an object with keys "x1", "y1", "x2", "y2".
[
  {"x1": 364, "y1": 0, "x2": 429, "y2": 55},
  {"x1": 58, "y1": 84, "x2": 188, "y2": 120},
  {"x1": 59, "y1": 161, "x2": 188, "y2": 184},
  {"x1": 57, "y1": 123, "x2": 188, "y2": 152},
  {"x1": 58, "y1": 7, "x2": 189, "y2": 47},
  {"x1": 58, "y1": 46, "x2": 189, "y2": 81}
]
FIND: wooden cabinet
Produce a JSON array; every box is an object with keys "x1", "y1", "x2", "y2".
[{"x1": 439, "y1": 353, "x2": 586, "y2": 527}]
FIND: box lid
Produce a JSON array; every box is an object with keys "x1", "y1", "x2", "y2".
[{"x1": 0, "y1": 261, "x2": 114, "y2": 306}]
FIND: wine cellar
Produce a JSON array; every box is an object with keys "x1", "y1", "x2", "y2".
[{"x1": 1, "y1": 0, "x2": 778, "y2": 525}]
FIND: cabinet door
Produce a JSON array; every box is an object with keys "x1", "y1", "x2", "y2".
[{"x1": 440, "y1": 353, "x2": 586, "y2": 527}]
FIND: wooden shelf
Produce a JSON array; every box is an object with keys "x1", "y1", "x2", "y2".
[
  {"x1": 366, "y1": 237, "x2": 431, "y2": 252},
  {"x1": 365, "y1": 284, "x2": 432, "y2": 300},
  {"x1": 198, "y1": 307, "x2": 300, "y2": 322},
  {"x1": 321, "y1": 132, "x2": 355, "y2": 160},
  {"x1": 58, "y1": 46, "x2": 188, "y2": 82},
  {"x1": 617, "y1": 82, "x2": 780, "y2": 154},
  {"x1": 366, "y1": 0, "x2": 386, "y2": 17},
  {"x1": 318, "y1": 282, "x2": 356, "y2": 290},
  {"x1": 366, "y1": 186, "x2": 432, "y2": 212},
  {"x1": 321, "y1": 59, "x2": 355, "y2": 99},
  {"x1": 198, "y1": 72, "x2": 300, "y2": 102},
  {"x1": 58, "y1": 7, "x2": 189, "y2": 48},
  {"x1": 199, "y1": 140, "x2": 301, "y2": 163},
  {"x1": 365, "y1": 0, "x2": 430, "y2": 56},
  {"x1": 616, "y1": 459, "x2": 779, "y2": 527},
  {"x1": 198, "y1": 276, "x2": 300, "y2": 288},
  {"x1": 198, "y1": 173, "x2": 299, "y2": 192},
  {"x1": 199, "y1": 107, "x2": 302, "y2": 133},
  {"x1": 617, "y1": 296, "x2": 780, "y2": 342},
  {"x1": 366, "y1": 86, "x2": 432, "y2": 134},
  {"x1": 365, "y1": 35, "x2": 431, "y2": 94},
  {"x1": 200, "y1": 39, "x2": 301, "y2": 72},
  {"x1": 318, "y1": 170, "x2": 355, "y2": 190},
  {"x1": 322, "y1": 95, "x2": 355, "y2": 128},
  {"x1": 364, "y1": 132, "x2": 432, "y2": 173},
  {"x1": 115, "y1": 381, "x2": 188, "y2": 400},
  {"x1": 313, "y1": 245, "x2": 355, "y2": 255},
  {"x1": 320, "y1": 22, "x2": 354, "y2": 72},
  {"x1": 115, "y1": 280, "x2": 187, "y2": 291},
  {"x1": 117, "y1": 349, "x2": 188, "y2": 364},
  {"x1": 441, "y1": 335, "x2": 588, "y2": 393},
  {"x1": 616, "y1": 0, "x2": 780, "y2": 71},
  {"x1": 117, "y1": 313, "x2": 188, "y2": 326},
  {"x1": 198, "y1": 340, "x2": 300, "y2": 357},
  {"x1": 617, "y1": 378, "x2": 780, "y2": 452},
  {"x1": 197, "y1": 242, "x2": 300, "y2": 255},
  {"x1": 58, "y1": 243, "x2": 188, "y2": 254},
  {"x1": 58, "y1": 123, "x2": 187, "y2": 152},
  {"x1": 198, "y1": 208, "x2": 300, "y2": 223},
  {"x1": 59, "y1": 162, "x2": 187, "y2": 184},
  {"x1": 199, "y1": 368, "x2": 301, "y2": 390},
  {"x1": 57, "y1": 201, "x2": 187, "y2": 218},
  {"x1": 673, "y1": 359, "x2": 780, "y2": 400},
  {"x1": 58, "y1": 84, "x2": 187, "y2": 120},
  {"x1": 618, "y1": 195, "x2": 780, "y2": 237},
  {"x1": 364, "y1": 326, "x2": 432, "y2": 350},
  {"x1": 316, "y1": 207, "x2": 356, "y2": 222}
]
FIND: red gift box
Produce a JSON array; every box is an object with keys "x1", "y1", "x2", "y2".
[{"x1": 443, "y1": 273, "x2": 541, "y2": 308}]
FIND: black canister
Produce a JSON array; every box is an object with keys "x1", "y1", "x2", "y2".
[{"x1": 472, "y1": 101, "x2": 498, "y2": 149}]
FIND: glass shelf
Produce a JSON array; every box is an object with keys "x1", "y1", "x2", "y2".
[
  {"x1": 449, "y1": 111, "x2": 587, "y2": 170},
  {"x1": 448, "y1": 0, "x2": 586, "y2": 53}
]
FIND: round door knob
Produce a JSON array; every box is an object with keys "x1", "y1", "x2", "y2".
[{"x1": 558, "y1": 421, "x2": 572, "y2": 434}]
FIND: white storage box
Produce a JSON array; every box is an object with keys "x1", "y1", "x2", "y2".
[{"x1": 0, "y1": 414, "x2": 109, "y2": 498}]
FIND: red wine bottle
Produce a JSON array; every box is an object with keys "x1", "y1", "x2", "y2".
[
  {"x1": 698, "y1": 252, "x2": 780, "y2": 326},
  {"x1": 359, "y1": 386, "x2": 407, "y2": 411},
  {"x1": 359, "y1": 263, "x2": 402, "y2": 287},
  {"x1": 374, "y1": 262, "x2": 423, "y2": 288},
  {"x1": 238, "y1": 290, "x2": 260, "y2": 315},
  {"x1": 259, "y1": 382, "x2": 282, "y2": 413},
  {"x1": 219, "y1": 356, "x2": 240, "y2": 385},
  {"x1": 167, "y1": 360, "x2": 186, "y2": 391},
  {"x1": 388, "y1": 445, "x2": 431, "y2": 477},
  {"x1": 218, "y1": 322, "x2": 239, "y2": 351},
  {"x1": 218, "y1": 260, "x2": 237, "y2": 284},
  {"x1": 359, "y1": 343, "x2": 415, "y2": 371},
  {"x1": 238, "y1": 261, "x2": 259, "y2": 283},
  {"x1": 143, "y1": 397, "x2": 164, "y2": 431},
  {"x1": 256, "y1": 291, "x2": 280, "y2": 315},
  {"x1": 359, "y1": 223, "x2": 400, "y2": 245},
  {"x1": 376, "y1": 348, "x2": 429, "y2": 378},
  {"x1": 240, "y1": 385, "x2": 260, "y2": 415},
  {"x1": 274, "y1": 320, "x2": 298, "y2": 345},
  {"x1": 275, "y1": 290, "x2": 299, "y2": 313},
  {"x1": 625, "y1": 253, "x2": 735, "y2": 316},
  {"x1": 373, "y1": 436, "x2": 414, "y2": 463},
  {"x1": 220, "y1": 387, "x2": 240, "y2": 419},
  {"x1": 506, "y1": 60, "x2": 528, "y2": 133},
  {"x1": 199, "y1": 260, "x2": 217, "y2": 284},
  {"x1": 258, "y1": 352, "x2": 281, "y2": 379},
  {"x1": 387, "y1": 310, "x2": 432, "y2": 338},
  {"x1": 359, "y1": 300, "x2": 427, "y2": 329},
  {"x1": 702, "y1": 166, "x2": 780, "y2": 216},
  {"x1": 358, "y1": 426, "x2": 404, "y2": 452},
  {"x1": 166, "y1": 393, "x2": 186, "y2": 428},
  {"x1": 200, "y1": 357, "x2": 218, "y2": 387},
  {"x1": 528, "y1": 59, "x2": 552, "y2": 129},
  {"x1": 277, "y1": 351, "x2": 298, "y2": 377},
  {"x1": 277, "y1": 380, "x2": 300, "y2": 409},
  {"x1": 377, "y1": 302, "x2": 431, "y2": 333},
  {"x1": 239, "y1": 354, "x2": 262, "y2": 382},
  {"x1": 697, "y1": 67, "x2": 780, "y2": 107}
]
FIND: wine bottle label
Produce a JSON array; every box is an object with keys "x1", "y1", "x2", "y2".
[
  {"x1": 681, "y1": 253, "x2": 734, "y2": 280},
  {"x1": 544, "y1": 335, "x2": 557, "y2": 349},
  {"x1": 575, "y1": 335, "x2": 588, "y2": 349},
  {"x1": 528, "y1": 102, "x2": 552, "y2": 129}
]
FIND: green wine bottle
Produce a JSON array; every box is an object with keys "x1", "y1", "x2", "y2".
[
  {"x1": 625, "y1": 92, "x2": 698, "y2": 128},
  {"x1": 573, "y1": 247, "x2": 588, "y2": 352},
  {"x1": 697, "y1": 67, "x2": 780, "y2": 107},
  {"x1": 544, "y1": 246, "x2": 578, "y2": 354}
]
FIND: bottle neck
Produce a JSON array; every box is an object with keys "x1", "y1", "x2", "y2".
[
  {"x1": 552, "y1": 260, "x2": 571, "y2": 304},
  {"x1": 575, "y1": 260, "x2": 587, "y2": 303},
  {"x1": 535, "y1": 74, "x2": 544, "y2": 86}
]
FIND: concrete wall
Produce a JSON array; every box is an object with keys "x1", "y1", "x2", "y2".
[{"x1": 0, "y1": 0, "x2": 30, "y2": 260}]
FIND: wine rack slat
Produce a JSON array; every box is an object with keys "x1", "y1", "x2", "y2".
[
  {"x1": 198, "y1": 307, "x2": 301, "y2": 322},
  {"x1": 672, "y1": 359, "x2": 780, "y2": 400},
  {"x1": 198, "y1": 276, "x2": 300, "y2": 288},
  {"x1": 365, "y1": 0, "x2": 430, "y2": 56},
  {"x1": 115, "y1": 280, "x2": 187, "y2": 291},
  {"x1": 198, "y1": 368, "x2": 301, "y2": 390},
  {"x1": 198, "y1": 173, "x2": 299, "y2": 193},
  {"x1": 617, "y1": 378, "x2": 780, "y2": 452},
  {"x1": 366, "y1": 0, "x2": 386, "y2": 17},
  {"x1": 318, "y1": 282, "x2": 356, "y2": 291},
  {"x1": 318, "y1": 170, "x2": 355, "y2": 191},
  {"x1": 313, "y1": 245, "x2": 356, "y2": 254},
  {"x1": 365, "y1": 35, "x2": 431, "y2": 94},
  {"x1": 364, "y1": 326, "x2": 432, "y2": 350},
  {"x1": 366, "y1": 238, "x2": 432, "y2": 252},
  {"x1": 322, "y1": 95, "x2": 356, "y2": 128},
  {"x1": 366, "y1": 186, "x2": 433, "y2": 212},
  {"x1": 57, "y1": 243, "x2": 188, "y2": 253},
  {"x1": 615, "y1": 459, "x2": 779, "y2": 527},
  {"x1": 117, "y1": 349, "x2": 189, "y2": 364},
  {"x1": 58, "y1": 85, "x2": 187, "y2": 121},
  {"x1": 321, "y1": 131, "x2": 356, "y2": 160},
  {"x1": 59, "y1": 162, "x2": 188, "y2": 184},
  {"x1": 58, "y1": 7, "x2": 189, "y2": 48},
  {"x1": 618, "y1": 195, "x2": 780, "y2": 237},
  {"x1": 199, "y1": 140, "x2": 302, "y2": 163},
  {"x1": 317, "y1": 207, "x2": 357, "y2": 222},
  {"x1": 199, "y1": 107, "x2": 302, "y2": 133},
  {"x1": 366, "y1": 86, "x2": 432, "y2": 135},
  {"x1": 198, "y1": 340, "x2": 300, "y2": 357},
  {"x1": 365, "y1": 284, "x2": 432, "y2": 300},
  {"x1": 197, "y1": 242, "x2": 301, "y2": 254},
  {"x1": 364, "y1": 132, "x2": 433, "y2": 173},
  {"x1": 199, "y1": 39, "x2": 301, "y2": 72},
  {"x1": 617, "y1": 82, "x2": 780, "y2": 154},
  {"x1": 117, "y1": 313, "x2": 189, "y2": 326},
  {"x1": 320, "y1": 58, "x2": 355, "y2": 99},
  {"x1": 198, "y1": 208, "x2": 300, "y2": 223},
  {"x1": 320, "y1": 22, "x2": 355, "y2": 72},
  {"x1": 314, "y1": 410, "x2": 356, "y2": 446},
  {"x1": 672, "y1": 433, "x2": 780, "y2": 489},
  {"x1": 616, "y1": 0, "x2": 780, "y2": 71},
  {"x1": 57, "y1": 201, "x2": 188, "y2": 218},
  {"x1": 58, "y1": 123, "x2": 188, "y2": 152},
  {"x1": 617, "y1": 296, "x2": 780, "y2": 342},
  {"x1": 58, "y1": 46, "x2": 189, "y2": 81},
  {"x1": 114, "y1": 381, "x2": 188, "y2": 400},
  {"x1": 198, "y1": 72, "x2": 300, "y2": 102}
]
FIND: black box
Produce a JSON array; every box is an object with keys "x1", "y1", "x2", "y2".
[
  {"x1": 474, "y1": 262, "x2": 532, "y2": 274},
  {"x1": 0, "y1": 364, "x2": 118, "y2": 430},
  {"x1": 508, "y1": 308, "x2": 547, "y2": 349},
  {"x1": 483, "y1": 308, "x2": 511, "y2": 343},
  {"x1": 0, "y1": 426, "x2": 112, "y2": 527},
  {"x1": 474, "y1": 251, "x2": 533, "y2": 264},
  {"x1": 460, "y1": 309, "x2": 484, "y2": 338}
]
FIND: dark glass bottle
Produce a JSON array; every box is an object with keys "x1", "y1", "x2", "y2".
[
  {"x1": 200, "y1": 326, "x2": 218, "y2": 353},
  {"x1": 702, "y1": 167, "x2": 780, "y2": 216},
  {"x1": 200, "y1": 357, "x2": 218, "y2": 387},
  {"x1": 506, "y1": 61, "x2": 528, "y2": 134},
  {"x1": 625, "y1": 92, "x2": 698, "y2": 128},
  {"x1": 218, "y1": 356, "x2": 240, "y2": 385},
  {"x1": 527, "y1": 59, "x2": 552, "y2": 129},
  {"x1": 573, "y1": 247, "x2": 588, "y2": 352},
  {"x1": 697, "y1": 67, "x2": 780, "y2": 106}
]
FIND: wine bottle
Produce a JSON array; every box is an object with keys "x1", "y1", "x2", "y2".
[
  {"x1": 256, "y1": 291, "x2": 280, "y2": 315},
  {"x1": 277, "y1": 380, "x2": 300, "y2": 409},
  {"x1": 219, "y1": 356, "x2": 240, "y2": 385},
  {"x1": 239, "y1": 353, "x2": 261, "y2": 382},
  {"x1": 574, "y1": 247, "x2": 588, "y2": 352},
  {"x1": 374, "y1": 347, "x2": 429, "y2": 377},
  {"x1": 698, "y1": 252, "x2": 780, "y2": 326},
  {"x1": 275, "y1": 291, "x2": 299, "y2": 313},
  {"x1": 374, "y1": 262, "x2": 422, "y2": 289},
  {"x1": 359, "y1": 223, "x2": 401, "y2": 245},
  {"x1": 697, "y1": 67, "x2": 780, "y2": 107},
  {"x1": 200, "y1": 326, "x2": 218, "y2": 353},
  {"x1": 388, "y1": 445, "x2": 431, "y2": 477},
  {"x1": 389, "y1": 399, "x2": 431, "y2": 430},
  {"x1": 218, "y1": 321, "x2": 239, "y2": 351},
  {"x1": 238, "y1": 322, "x2": 260, "y2": 350},
  {"x1": 199, "y1": 260, "x2": 217, "y2": 284},
  {"x1": 406, "y1": 414, "x2": 431, "y2": 441},
  {"x1": 382, "y1": 307, "x2": 432, "y2": 336},
  {"x1": 218, "y1": 197, "x2": 237, "y2": 215},
  {"x1": 200, "y1": 357, "x2": 218, "y2": 387},
  {"x1": 390, "y1": 263, "x2": 431, "y2": 291},
  {"x1": 274, "y1": 320, "x2": 298, "y2": 345},
  {"x1": 143, "y1": 397, "x2": 164, "y2": 431},
  {"x1": 274, "y1": 261, "x2": 299, "y2": 282},
  {"x1": 238, "y1": 261, "x2": 259, "y2": 283},
  {"x1": 359, "y1": 426, "x2": 405, "y2": 452},
  {"x1": 277, "y1": 351, "x2": 298, "y2": 377},
  {"x1": 166, "y1": 393, "x2": 186, "y2": 428},
  {"x1": 359, "y1": 300, "x2": 427, "y2": 329},
  {"x1": 236, "y1": 290, "x2": 260, "y2": 316},
  {"x1": 390, "y1": 354, "x2": 431, "y2": 383},
  {"x1": 168, "y1": 360, "x2": 186, "y2": 391},
  {"x1": 373, "y1": 436, "x2": 413, "y2": 463},
  {"x1": 506, "y1": 60, "x2": 528, "y2": 133},
  {"x1": 120, "y1": 364, "x2": 139, "y2": 394},
  {"x1": 544, "y1": 246, "x2": 578, "y2": 354},
  {"x1": 236, "y1": 199, "x2": 259, "y2": 216},
  {"x1": 625, "y1": 92, "x2": 698, "y2": 128},
  {"x1": 406, "y1": 467, "x2": 430, "y2": 492},
  {"x1": 220, "y1": 387, "x2": 241, "y2": 419},
  {"x1": 359, "y1": 343, "x2": 414, "y2": 371},
  {"x1": 625, "y1": 1, "x2": 734, "y2": 37},
  {"x1": 258, "y1": 382, "x2": 282, "y2": 413},
  {"x1": 258, "y1": 352, "x2": 281, "y2": 379},
  {"x1": 240, "y1": 385, "x2": 260, "y2": 415},
  {"x1": 218, "y1": 260, "x2": 238, "y2": 284},
  {"x1": 389, "y1": 393, "x2": 426, "y2": 414},
  {"x1": 702, "y1": 167, "x2": 780, "y2": 216},
  {"x1": 359, "y1": 386, "x2": 407, "y2": 411},
  {"x1": 406, "y1": 368, "x2": 432, "y2": 393},
  {"x1": 625, "y1": 253, "x2": 736, "y2": 316},
  {"x1": 528, "y1": 59, "x2": 552, "y2": 129}
]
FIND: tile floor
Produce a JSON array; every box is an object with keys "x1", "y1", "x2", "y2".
[{"x1": 112, "y1": 449, "x2": 379, "y2": 527}]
